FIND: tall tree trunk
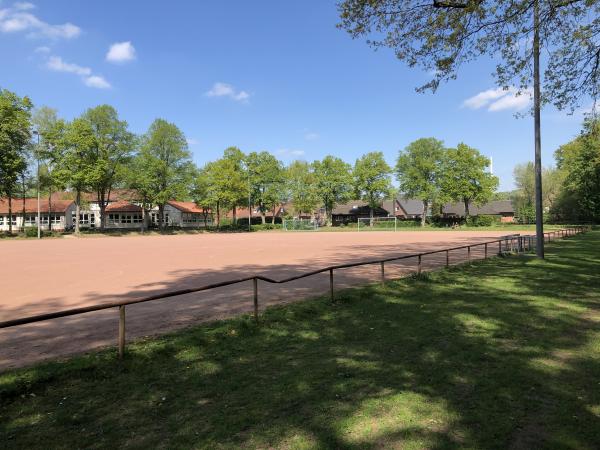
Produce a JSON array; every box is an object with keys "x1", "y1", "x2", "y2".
[
  {"x1": 464, "y1": 198, "x2": 470, "y2": 221},
  {"x1": 260, "y1": 205, "x2": 266, "y2": 224},
  {"x1": 216, "y1": 202, "x2": 220, "y2": 228},
  {"x1": 271, "y1": 206, "x2": 276, "y2": 224},
  {"x1": 533, "y1": 0, "x2": 544, "y2": 258},
  {"x1": 48, "y1": 186, "x2": 52, "y2": 232},
  {"x1": 232, "y1": 206, "x2": 237, "y2": 225},
  {"x1": 75, "y1": 191, "x2": 81, "y2": 235},
  {"x1": 100, "y1": 205, "x2": 107, "y2": 231},
  {"x1": 158, "y1": 204, "x2": 165, "y2": 232},
  {"x1": 21, "y1": 177, "x2": 26, "y2": 233},
  {"x1": 141, "y1": 206, "x2": 146, "y2": 233},
  {"x1": 421, "y1": 200, "x2": 428, "y2": 227},
  {"x1": 369, "y1": 206, "x2": 374, "y2": 227},
  {"x1": 8, "y1": 194, "x2": 13, "y2": 234}
]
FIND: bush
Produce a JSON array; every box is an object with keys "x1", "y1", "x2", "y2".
[
  {"x1": 24, "y1": 227, "x2": 39, "y2": 237},
  {"x1": 466, "y1": 215, "x2": 499, "y2": 227},
  {"x1": 252, "y1": 223, "x2": 282, "y2": 231}
]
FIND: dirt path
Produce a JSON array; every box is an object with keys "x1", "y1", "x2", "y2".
[{"x1": 0, "y1": 230, "x2": 520, "y2": 370}]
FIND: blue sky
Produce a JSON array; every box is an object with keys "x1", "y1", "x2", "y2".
[{"x1": 0, "y1": 0, "x2": 589, "y2": 191}]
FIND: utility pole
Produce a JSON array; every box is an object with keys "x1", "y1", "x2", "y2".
[
  {"x1": 34, "y1": 130, "x2": 41, "y2": 240},
  {"x1": 533, "y1": 0, "x2": 544, "y2": 258}
]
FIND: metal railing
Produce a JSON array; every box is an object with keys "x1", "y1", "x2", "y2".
[{"x1": 0, "y1": 226, "x2": 589, "y2": 359}]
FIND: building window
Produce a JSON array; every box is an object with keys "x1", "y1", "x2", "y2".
[
  {"x1": 0, "y1": 216, "x2": 4, "y2": 225},
  {"x1": 132, "y1": 214, "x2": 142, "y2": 223},
  {"x1": 25, "y1": 215, "x2": 37, "y2": 225},
  {"x1": 108, "y1": 214, "x2": 119, "y2": 224},
  {"x1": 122, "y1": 215, "x2": 132, "y2": 224}
]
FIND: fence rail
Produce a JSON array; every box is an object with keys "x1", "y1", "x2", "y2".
[{"x1": 0, "y1": 226, "x2": 589, "y2": 359}]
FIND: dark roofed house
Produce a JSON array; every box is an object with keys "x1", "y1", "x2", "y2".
[
  {"x1": 382, "y1": 196, "x2": 427, "y2": 219},
  {"x1": 443, "y1": 200, "x2": 515, "y2": 222},
  {"x1": 331, "y1": 201, "x2": 390, "y2": 225}
]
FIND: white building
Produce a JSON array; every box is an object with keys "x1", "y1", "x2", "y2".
[
  {"x1": 1, "y1": 191, "x2": 213, "y2": 232},
  {"x1": 0, "y1": 197, "x2": 76, "y2": 232}
]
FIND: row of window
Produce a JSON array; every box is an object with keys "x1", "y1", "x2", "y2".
[
  {"x1": 182, "y1": 213, "x2": 212, "y2": 224},
  {"x1": 108, "y1": 213, "x2": 143, "y2": 224},
  {"x1": 0, "y1": 215, "x2": 62, "y2": 225}
]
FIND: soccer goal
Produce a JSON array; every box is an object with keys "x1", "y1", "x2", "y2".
[
  {"x1": 357, "y1": 217, "x2": 398, "y2": 231},
  {"x1": 283, "y1": 218, "x2": 319, "y2": 231}
]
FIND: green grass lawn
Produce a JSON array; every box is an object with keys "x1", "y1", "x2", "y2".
[{"x1": 1, "y1": 232, "x2": 599, "y2": 449}]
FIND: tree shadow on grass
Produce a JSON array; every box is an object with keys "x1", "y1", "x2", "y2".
[{"x1": 1, "y1": 233, "x2": 599, "y2": 449}]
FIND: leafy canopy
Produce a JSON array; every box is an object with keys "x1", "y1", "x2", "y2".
[
  {"x1": 353, "y1": 151, "x2": 393, "y2": 209},
  {"x1": 396, "y1": 137, "x2": 445, "y2": 203},
  {"x1": 338, "y1": 0, "x2": 600, "y2": 111},
  {"x1": 441, "y1": 143, "x2": 499, "y2": 209}
]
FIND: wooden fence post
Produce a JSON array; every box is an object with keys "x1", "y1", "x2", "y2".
[
  {"x1": 329, "y1": 268, "x2": 334, "y2": 302},
  {"x1": 118, "y1": 305, "x2": 126, "y2": 359},
  {"x1": 418, "y1": 254, "x2": 422, "y2": 275},
  {"x1": 498, "y1": 240, "x2": 502, "y2": 255},
  {"x1": 484, "y1": 242, "x2": 488, "y2": 259},
  {"x1": 467, "y1": 246, "x2": 471, "y2": 264},
  {"x1": 380, "y1": 261, "x2": 385, "y2": 285},
  {"x1": 446, "y1": 250, "x2": 449, "y2": 268},
  {"x1": 253, "y1": 277, "x2": 259, "y2": 323}
]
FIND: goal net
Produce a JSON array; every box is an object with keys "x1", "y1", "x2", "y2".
[
  {"x1": 283, "y1": 218, "x2": 319, "y2": 231},
  {"x1": 357, "y1": 217, "x2": 397, "y2": 231}
]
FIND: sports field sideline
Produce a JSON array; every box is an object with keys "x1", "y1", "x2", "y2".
[{"x1": 0, "y1": 230, "x2": 525, "y2": 369}]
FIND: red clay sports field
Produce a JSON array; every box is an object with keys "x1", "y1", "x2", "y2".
[{"x1": 0, "y1": 230, "x2": 522, "y2": 369}]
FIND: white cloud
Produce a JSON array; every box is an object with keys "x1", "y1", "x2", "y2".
[
  {"x1": 462, "y1": 87, "x2": 532, "y2": 112},
  {"x1": 46, "y1": 55, "x2": 91, "y2": 76},
  {"x1": 13, "y1": 2, "x2": 35, "y2": 10},
  {"x1": 186, "y1": 138, "x2": 199, "y2": 145},
  {"x1": 34, "y1": 45, "x2": 49, "y2": 53},
  {"x1": 106, "y1": 41, "x2": 136, "y2": 63},
  {"x1": 83, "y1": 75, "x2": 111, "y2": 89},
  {"x1": 304, "y1": 131, "x2": 319, "y2": 141},
  {"x1": 205, "y1": 82, "x2": 250, "y2": 102},
  {"x1": 276, "y1": 148, "x2": 305, "y2": 158},
  {"x1": 0, "y1": 5, "x2": 80, "y2": 39},
  {"x1": 488, "y1": 91, "x2": 531, "y2": 112},
  {"x1": 462, "y1": 88, "x2": 507, "y2": 109},
  {"x1": 46, "y1": 55, "x2": 110, "y2": 89}
]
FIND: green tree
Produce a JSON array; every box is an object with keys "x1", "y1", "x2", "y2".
[
  {"x1": 312, "y1": 155, "x2": 353, "y2": 226},
  {"x1": 395, "y1": 138, "x2": 445, "y2": 227},
  {"x1": 513, "y1": 162, "x2": 564, "y2": 216},
  {"x1": 553, "y1": 120, "x2": 600, "y2": 222},
  {"x1": 82, "y1": 105, "x2": 135, "y2": 230},
  {"x1": 32, "y1": 107, "x2": 65, "y2": 232},
  {"x1": 353, "y1": 151, "x2": 393, "y2": 224},
  {"x1": 246, "y1": 151, "x2": 285, "y2": 224},
  {"x1": 441, "y1": 143, "x2": 499, "y2": 219},
  {"x1": 0, "y1": 89, "x2": 32, "y2": 234},
  {"x1": 338, "y1": 0, "x2": 600, "y2": 254},
  {"x1": 222, "y1": 147, "x2": 248, "y2": 224},
  {"x1": 191, "y1": 166, "x2": 216, "y2": 227},
  {"x1": 136, "y1": 118, "x2": 195, "y2": 231},
  {"x1": 54, "y1": 118, "x2": 96, "y2": 235},
  {"x1": 286, "y1": 160, "x2": 319, "y2": 219}
]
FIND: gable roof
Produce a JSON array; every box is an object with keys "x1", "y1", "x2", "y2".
[
  {"x1": 167, "y1": 201, "x2": 206, "y2": 214},
  {"x1": 105, "y1": 201, "x2": 143, "y2": 212},
  {"x1": 331, "y1": 201, "x2": 390, "y2": 216},
  {"x1": 396, "y1": 197, "x2": 424, "y2": 216},
  {"x1": 0, "y1": 198, "x2": 74, "y2": 214},
  {"x1": 443, "y1": 200, "x2": 514, "y2": 216}
]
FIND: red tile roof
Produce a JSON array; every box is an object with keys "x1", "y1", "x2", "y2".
[
  {"x1": 167, "y1": 201, "x2": 207, "y2": 214},
  {"x1": 0, "y1": 198, "x2": 74, "y2": 214},
  {"x1": 105, "y1": 201, "x2": 143, "y2": 212}
]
